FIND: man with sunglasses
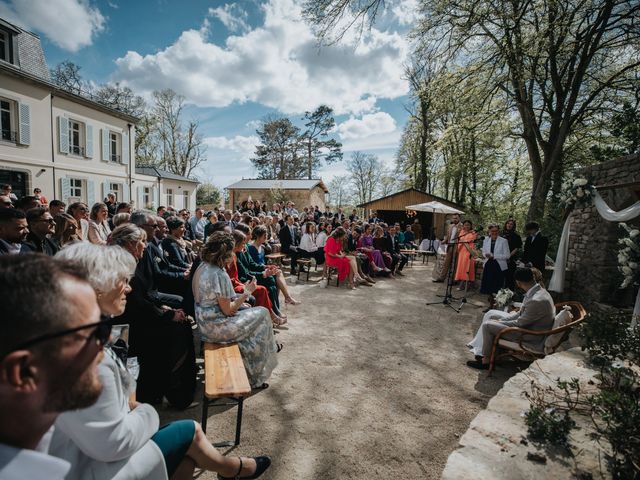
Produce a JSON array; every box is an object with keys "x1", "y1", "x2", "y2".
[
  {"x1": 22, "y1": 207, "x2": 59, "y2": 256},
  {"x1": 0, "y1": 209, "x2": 29, "y2": 255},
  {"x1": 0, "y1": 254, "x2": 107, "y2": 479}
]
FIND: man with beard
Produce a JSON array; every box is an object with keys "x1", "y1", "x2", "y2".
[
  {"x1": 22, "y1": 207, "x2": 59, "y2": 256},
  {"x1": 0, "y1": 254, "x2": 105, "y2": 479},
  {"x1": 0, "y1": 209, "x2": 29, "y2": 255}
]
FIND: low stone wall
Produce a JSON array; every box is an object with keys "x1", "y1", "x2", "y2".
[{"x1": 441, "y1": 348, "x2": 608, "y2": 479}]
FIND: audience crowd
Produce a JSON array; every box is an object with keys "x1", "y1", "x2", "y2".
[{"x1": 0, "y1": 184, "x2": 553, "y2": 479}]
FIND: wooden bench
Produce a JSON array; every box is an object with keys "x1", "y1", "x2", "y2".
[
  {"x1": 201, "y1": 343, "x2": 252, "y2": 446},
  {"x1": 265, "y1": 253, "x2": 286, "y2": 266}
]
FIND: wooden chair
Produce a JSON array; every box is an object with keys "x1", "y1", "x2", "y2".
[
  {"x1": 326, "y1": 266, "x2": 340, "y2": 287},
  {"x1": 488, "y1": 301, "x2": 587, "y2": 376},
  {"x1": 265, "y1": 253, "x2": 285, "y2": 266},
  {"x1": 296, "y1": 258, "x2": 312, "y2": 281},
  {"x1": 201, "y1": 343, "x2": 252, "y2": 446}
]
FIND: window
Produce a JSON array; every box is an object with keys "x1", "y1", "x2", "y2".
[
  {"x1": 0, "y1": 30, "x2": 10, "y2": 63},
  {"x1": 109, "y1": 132, "x2": 121, "y2": 162},
  {"x1": 143, "y1": 187, "x2": 151, "y2": 207},
  {"x1": 183, "y1": 190, "x2": 189, "y2": 210},
  {"x1": 69, "y1": 120, "x2": 84, "y2": 156},
  {"x1": 69, "y1": 178, "x2": 84, "y2": 200},
  {"x1": 109, "y1": 183, "x2": 121, "y2": 201},
  {"x1": 0, "y1": 98, "x2": 15, "y2": 142},
  {"x1": 166, "y1": 188, "x2": 174, "y2": 206}
]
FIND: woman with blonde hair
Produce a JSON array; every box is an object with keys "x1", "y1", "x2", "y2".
[
  {"x1": 52, "y1": 212, "x2": 80, "y2": 249},
  {"x1": 67, "y1": 202, "x2": 90, "y2": 241}
]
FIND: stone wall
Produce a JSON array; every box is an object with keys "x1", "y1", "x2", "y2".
[
  {"x1": 564, "y1": 154, "x2": 640, "y2": 308},
  {"x1": 228, "y1": 187, "x2": 326, "y2": 212}
]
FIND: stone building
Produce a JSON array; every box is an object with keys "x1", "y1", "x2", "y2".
[
  {"x1": 226, "y1": 179, "x2": 328, "y2": 211},
  {"x1": 564, "y1": 154, "x2": 640, "y2": 310}
]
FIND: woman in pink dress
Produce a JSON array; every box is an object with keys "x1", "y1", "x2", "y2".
[
  {"x1": 324, "y1": 227, "x2": 355, "y2": 289},
  {"x1": 454, "y1": 220, "x2": 478, "y2": 290}
]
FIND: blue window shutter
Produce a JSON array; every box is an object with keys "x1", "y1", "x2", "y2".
[
  {"x1": 85, "y1": 124, "x2": 93, "y2": 158},
  {"x1": 61, "y1": 178, "x2": 71, "y2": 202},
  {"x1": 102, "y1": 180, "x2": 110, "y2": 198},
  {"x1": 58, "y1": 117, "x2": 69, "y2": 154},
  {"x1": 152, "y1": 186, "x2": 158, "y2": 206},
  {"x1": 101, "y1": 129, "x2": 110, "y2": 161},
  {"x1": 123, "y1": 182, "x2": 130, "y2": 202},
  {"x1": 122, "y1": 132, "x2": 130, "y2": 165},
  {"x1": 86, "y1": 180, "x2": 95, "y2": 206},
  {"x1": 18, "y1": 102, "x2": 30, "y2": 145},
  {"x1": 136, "y1": 186, "x2": 143, "y2": 208}
]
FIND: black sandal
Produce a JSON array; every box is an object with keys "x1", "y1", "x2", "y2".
[
  {"x1": 218, "y1": 456, "x2": 272, "y2": 479},
  {"x1": 276, "y1": 342, "x2": 284, "y2": 353}
]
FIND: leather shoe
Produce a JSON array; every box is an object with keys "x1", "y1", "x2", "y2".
[{"x1": 466, "y1": 360, "x2": 489, "y2": 370}]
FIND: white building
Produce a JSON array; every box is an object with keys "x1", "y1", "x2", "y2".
[{"x1": 0, "y1": 18, "x2": 198, "y2": 208}]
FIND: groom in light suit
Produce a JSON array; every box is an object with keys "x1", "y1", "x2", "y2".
[{"x1": 466, "y1": 267, "x2": 555, "y2": 370}]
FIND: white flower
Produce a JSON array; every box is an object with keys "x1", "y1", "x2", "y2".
[
  {"x1": 630, "y1": 230, "x2": 640, "y2": 239},
  {"x1": 622, "y1": 266, "x2": 633, "y2": 276},
  {"x1": 624, "y1": 238, "x2": 635, "y2": 248},
  {"x1": 621, "y1": 278, "x2": 632, "y2": 288},
  {"x1": 629, "y1": 262, "x2": 638, "y2": 270},
  {"x1": 573, "y1": 178, "x2": 588, "y2": 187},
  {"x1": 576, "y1": 188, "x2": 584, "y2": 197}
]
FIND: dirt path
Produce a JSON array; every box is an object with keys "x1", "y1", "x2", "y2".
[{"x1": 161, "y1": 264, "x2": 520, "y2": 479}]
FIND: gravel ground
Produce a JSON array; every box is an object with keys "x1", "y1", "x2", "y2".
[{"x1": 159, "y1": 263, "x2": 523, "y2": 479}]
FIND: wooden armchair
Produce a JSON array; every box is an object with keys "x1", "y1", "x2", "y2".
[{"x1": 488, "y1": 301, "x2": 587, "y2": 376}]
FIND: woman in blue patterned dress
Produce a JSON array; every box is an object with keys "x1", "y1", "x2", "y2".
[{"x1": 193, "y1": 232, "x2": 278, "y2": 388}]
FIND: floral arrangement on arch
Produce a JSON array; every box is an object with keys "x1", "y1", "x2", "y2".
[
  {"x1": 561, "y1": 177, "x2": 596, "y2": 210},
  {"x1": 618, "y1": 223, "x2": 640, "y2": 289},
  {"x1": 495, "y1": 288, "x2": 514, "y2": 308}
]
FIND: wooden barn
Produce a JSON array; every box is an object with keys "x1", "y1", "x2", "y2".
[
  {"x1": 358, "y1": 188, "x2": 465, "y2": 239},
  {"x1": 226, "y1": 179, "x2": 329, "y2": 211}
]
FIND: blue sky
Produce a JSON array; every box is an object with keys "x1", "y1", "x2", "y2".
[{"x1": 0, "y1": 0, "x2": 417, "y2": 189}]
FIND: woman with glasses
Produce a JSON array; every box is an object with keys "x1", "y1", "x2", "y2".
[
  {"x1": 52, "y1": 212, "x2": 81, "y2": 249},
  {"x1": 50, "y1": 243, "x2": 271, "y2": 480},
  {"x1": 88, "y1": 202, "x2": 112, "y2": 245},
  {"x1": 67, "y1": 202, "x2": 90, "y2": 241}
]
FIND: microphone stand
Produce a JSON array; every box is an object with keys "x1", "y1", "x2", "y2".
[{"x1": 426, "y1": 236, "x2": 477, "y2": 313}]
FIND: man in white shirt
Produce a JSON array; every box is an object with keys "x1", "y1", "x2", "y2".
[
  {"x1": 0, "y1": 255, "x2": 106, "y2": 479},
  {"x1": 189, "y1": 207, "x2": 205, "y2": 241}
]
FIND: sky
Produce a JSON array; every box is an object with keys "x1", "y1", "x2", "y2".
[{"x1": 0, "y1": 0, "x2": 418, "y2": 189}]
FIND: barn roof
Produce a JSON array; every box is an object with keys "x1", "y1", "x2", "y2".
[
  {"x1": 226, "y1": 179, "x2": 328, "y2": 193},
  {"x1": 357, "y1": 188, "x2": 464, "y2": 210}
]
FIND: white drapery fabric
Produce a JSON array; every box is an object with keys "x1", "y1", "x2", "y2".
[
  {"x1": 549, "y1": 190, "x2": 640, "y2": 323},
  {"x1": 550, "y1": 191, "x2": 640, "y2": 293}
]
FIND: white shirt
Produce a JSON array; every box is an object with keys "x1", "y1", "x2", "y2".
[
  {"x1": 300, "y1": 233, "x2": 318, "y2": 252},
  {"x1": 316, "y1": 231, "x2": 328, "y2": 248},
  {"x1": 0, "y1": 442, "x2": 70, "y2": 480}
]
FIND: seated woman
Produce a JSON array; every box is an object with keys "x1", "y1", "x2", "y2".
[
  {"x1": 87, "y1": 202, "x2": 112, "y2": 245},
  {"x1": 324, "y1": 227, "x2": 356, "y2": 289},
  {"x1": 52, "y1": 242, "x2": 271, "y2": 480},
  {"x1": 161, "y1": 216, "x2": 193, "y2": 271},
  {"x1": 229, "y1": 230, "x2": 287, "y2": 327},
  {"x1": 298, "y1": 221, "x2": 325, "y2": 265},
  {"x1": 346, "y1": 227, "x2": 375, "y2": 285},
  {"x1": 357, "y1": 224, "x2": 389, "y2": 274},
  {"x1": 247, "y1": 226, "x2": 300, "y2": 305},
  {"x1": 194, "y1": 232, "x2": 280, "y2": 388},
  {"x1": 315, "y1": 222, "x2": 330, "y2": 253},
  {"x1": 52, "y1": 212, "x2": 80, "y2": 249},
  {"x1": 110, "y1": 224, "x2": 196, "y2": 409},
  {"x1": 372, "y1": 225, "x2": 394, "y2": 273}
]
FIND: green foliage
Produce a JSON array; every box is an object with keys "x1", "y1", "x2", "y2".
[
  {"x1": 196, "y1": 183, "x2": 221, "y2": 207},
  {"x1": 524, "y1": 406, "x2": 576, "y2": 448},
  {"x1": 580, "y1": 311, "x2": 640, "y2": 364}
]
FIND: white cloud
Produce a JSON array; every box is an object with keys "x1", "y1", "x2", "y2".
[
  {"x1": 337, "y1": 112, "x2": 397, "y2": 140},
  {"x1": 114, "y1": 0, "x2": 408, "y2": 115},
  {"x1": 0, "y1": 0, "x2": 105, "y2": 52},
  {"x1": 390, "y1": 0, "x2": 419, "y2": 26},
  {"x1": 209, "y1": 4, "x2": 250, "y2": 33},
  {"x1": 204, "y1": 135, "x2": 258, "y2": 159}
]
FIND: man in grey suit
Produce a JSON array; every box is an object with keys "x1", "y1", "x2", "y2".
[{"x1": 466, "y1": 267, "x2": 555, "y2": 370}]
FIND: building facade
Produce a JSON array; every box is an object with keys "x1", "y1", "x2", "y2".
[
  {"x1": 0, "y1": 18, "x2": 198, "y2": 209},
  {"x1": 226, "y1": 179, "x2": 329, "y2": 211}
]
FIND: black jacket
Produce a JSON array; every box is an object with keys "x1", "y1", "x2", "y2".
[
  {"x1": 522, "y1": 233, "x2": 549, "y2": 271},
  {"x1": 161, "y1": 238, "x2": 191, "y2": 270},
  {"x1": 21, "y1": 233, "x2": 59, "y2": 256},
  {"x1": 278, "y1": 224, "x2": 299, "y2": 252}
]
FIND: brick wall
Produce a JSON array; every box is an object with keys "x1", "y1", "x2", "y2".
[{"x1": 565, "y1": 154, "x2": 640, "y2": 308}]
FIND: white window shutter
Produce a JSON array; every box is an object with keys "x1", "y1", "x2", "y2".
[
  {"x1": 102, "y1": 180, "x2": 110, "y2": 198},
  {"x1": 58, "y1": 117, "x2": 69, "y2": 154},
  {"x1": 86, "y1": 180, "x2": 95, "y2": 206},
  {"x1": 85, "y1": 124, "x2": 93, "y2": 158},
  {"x1": 122, "y1": 132, "x2": 130, "y2": 165},
  {"x1": 17, "y1": 102, "x2": 30, "y2": 145},
  {"x1": 152, "y1": 186, "x2": 158, "y2": 206},
  {"x1": 123, "y1": 182, "x2": 130, "y2": 202},
  {"x1": 61, "y1": 178, "x2": 71, "y2": 202},
  {"x1": 136, "y1": 186, "x2": 144, "y2": 208},
  {"x1": 101, "y1": 129, "x2": 110, "y2": 161}
]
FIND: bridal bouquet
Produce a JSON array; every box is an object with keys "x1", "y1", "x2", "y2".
[
  {"x1": 561, "y1": 177, "x2": 596, "y2": 210},
  {"x1": 618, "y1": 223, "x2": 640, "y2": 289},
  {"x1": 495, "y1": 288, "x2": 514, "y2": 308}
]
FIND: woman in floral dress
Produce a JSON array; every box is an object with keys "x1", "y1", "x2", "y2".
[{"x1": 193, "y1": 232, "x2": 278, "y2": 388}]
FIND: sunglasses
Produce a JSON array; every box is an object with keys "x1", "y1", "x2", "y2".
[{"x1": 14, "y1": 319, "x2": 113, "y2": 351}]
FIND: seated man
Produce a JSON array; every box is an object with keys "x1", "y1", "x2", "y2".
[
  {"x1": 0, "y1": 254, "x2": 105, "y2": 479},
  {"x1": 22, "y1": 207, "x2": 59, "y2": 256},
  {"x1": 466, "y1": 267, "x2": 555, "y2": 370}
]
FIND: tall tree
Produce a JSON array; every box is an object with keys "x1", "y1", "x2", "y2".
[
  {"x1": 347, "y1": 151, "x2": 383, "y2": 205},
  {"x1": 152, "y1": 89, "x2": 205, "y2": 177},
  {"x1": 196, "y1": 182, "x2": 222, "y2": 206},
  {"x1": 252, "y1": 116, "x2": 304, "y2": 179},
  {"x1": 300, "y1": 105, "x2": 343, "y2": 179},
  {"x1": 92, "y1": 83, "x2": 146, "y2": 117},
  {"x1": 328, "y1": 176, "x2": 352, "y2": 207}
]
